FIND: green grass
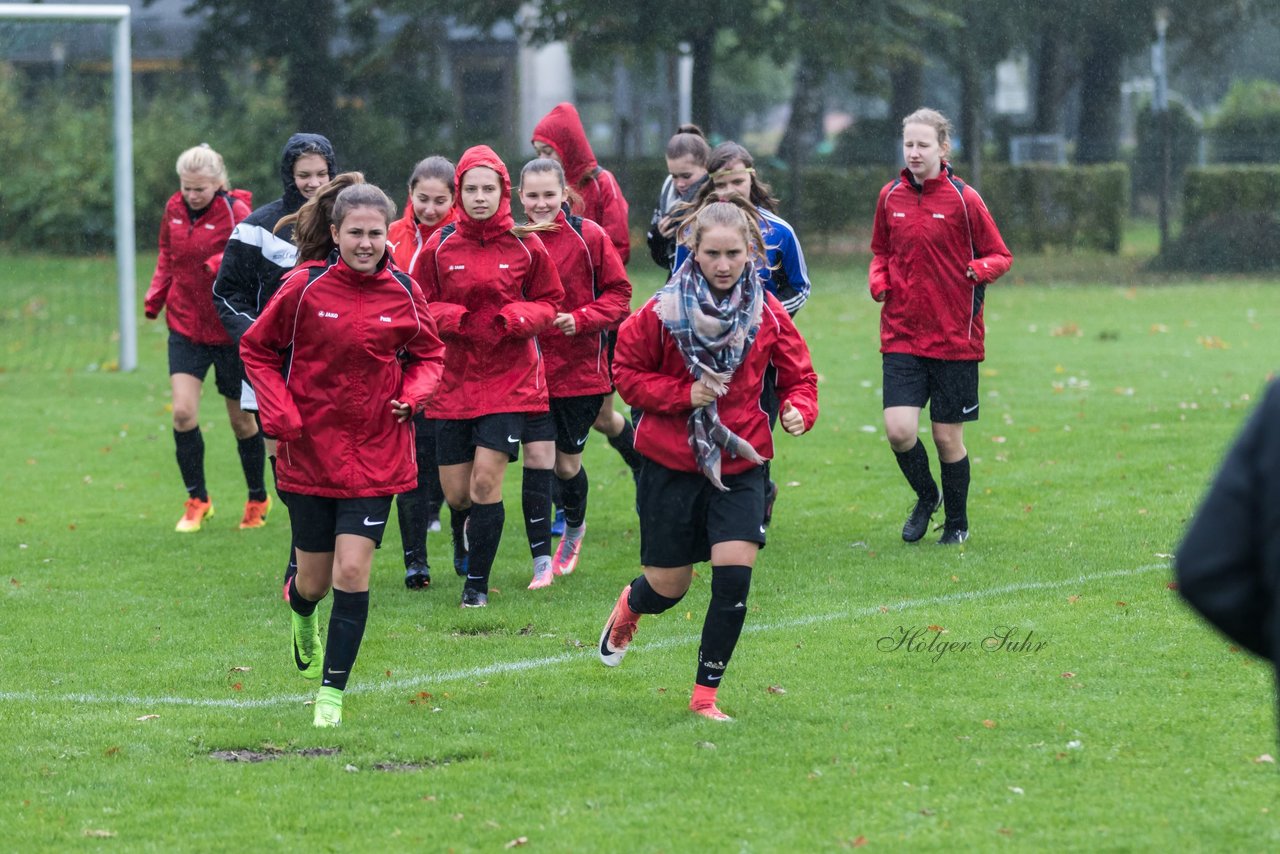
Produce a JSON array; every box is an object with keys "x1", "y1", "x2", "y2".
[{"x1": 2, "y1": 247, "x2": 1278, "y2": 851}]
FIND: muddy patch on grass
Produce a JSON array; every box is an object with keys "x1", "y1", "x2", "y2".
[{"x1": 209, "y1": 746, "x2": 341, "y2": 762}]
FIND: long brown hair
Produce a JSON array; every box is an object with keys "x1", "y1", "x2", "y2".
[
  {"x1": 274, "y1": 172, "x2": 366, "y2": 262},
  {"x1": 679, "y1": 193, "x2": 768, "y2": 268}
]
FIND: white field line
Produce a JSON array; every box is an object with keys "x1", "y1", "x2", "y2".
[{"x1": 1, "y1": 563, "x2": 1167, "y2": 711}]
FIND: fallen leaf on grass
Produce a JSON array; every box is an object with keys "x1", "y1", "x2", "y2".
[
  {"x1": 1255, "y1": 754, "x2": 1275, "y2": 764},
  {"x1": 1115, "y1": 601, "x2": 1128, "y2": 607},
  {"x1": 850, "y1": 836, "x2": 869, "y2": 848},
  {"x1": 1067, "y1": 595, "x2": 1080, "y2": 604},
  {"x1": 504, "y1": 838, "x2": 529, "y2": 849},
  {"x1": 927, "y1": 625, "x2": 945, "y2": 633},
  {"x1": 421, "y1": 794, "x2": 437, "y2": 802},
  {"x1": 344, "y1": 764, "x2": 359, "y2": 773},
  {"x1": 1166, "y1": 581, "x2": 1179, "y2": 590},
  {"x1": 229, "y1": 666, "x2": 251, "y2": 673},
  {"x1": 997, "y1": 827, "x2": 1013, "y2": 836},
  {"x1": 1008, "y1": 786, "x2": 1024, "y2": 795},
  {"x1": 135, "y1": 714, "x2": 159, "y2": 722},
  {"x1": 695, "y1": 741, "x2": 717, "y2": 750},
  {"x1": 878, "y1": 606, "x2": 889, "y2": 613},
  {"x1": 1061, "y1": 672, "x2": 1076, "y2": 679},
  {"x1": 104, "y1": 746, "x2": 120, "y2": 757},
  {"x1": 232, "y1": 682, "x2": 243, "y2": 691},
  {"x1": 983, "y1": 719, "x2": 997, "y2": 729},
  {"x1": 82, "y1": 829, "x2": 116, "y2": 838},
  {"x1": 1051, "y1": 323, "x2": 1081, "y2": 337},
  {"x1": 766, "y1": 685, "x2": 787, "y2": 695}
]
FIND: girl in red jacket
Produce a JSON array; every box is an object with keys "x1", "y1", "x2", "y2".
[
  {"x1": 533, "y1": 102, "x2": 645, "y2": 514},
  {"x1": 386, "y1": 156, "x2": 456, "y2": 589},
  {"x1": 602, "y1": 195, "x2": 819, "y2": 721},
  {"x1": 144, "y1": 144, "x2": 266, "y2": 534},
  {"x1": 869, "y1": 108, "x2": 1012, "y2": 546},
  {"x1": 517, "y1": 158, "x2": 632, "y2": 589},
  {"x1": 241, "y1": 183, "x2": 445, "y2": 727},
  {"x1": 410, "y1": 146, "x2": 565, "y2": 608}
]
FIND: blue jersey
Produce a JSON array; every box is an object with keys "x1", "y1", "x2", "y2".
[{"x1": 673, "y1": 206, "x2": 810, "y2": 317}]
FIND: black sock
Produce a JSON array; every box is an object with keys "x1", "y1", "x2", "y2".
[
  {"x1": 396, "y1": 448, "x2": 431, "y2": 568},
  {"x1": 608, "y1": 418, "x2": 644, "y2": 475},
  {"x1": 174, "y1": 427, "x2": 207, "y2": 500},
  {"x1": 940, "y1": 455, "x2": 971, "y2": 530},
  {"x1": 696, "y1": 565, "x2": 752, "y2": 688},
  {"x1": 236, "y1": 432, "x2": 268, "y2": 502},
  {"x1": 287, "y1": 575, "x2": 318, "y2": 617},
  {"x1": 450, "y1": 504, "x2": 471, "y2": 557},
  {"x1": 560, "y1": 467, "x2": 589, "y2": 528},
  {"x1": 627, "y1": 574, "x2": 683, "y2": 614},
  {"x1": 894, "y1": 439, "x2": 938, "y2": 502},
  {"x1": 322, "y1": 588, "x2": 369, "y2": 692},
  {"x1": 522, "y1": 467, "x2": 554, "y2": 559},
  {"x1": 283, "y1": 545, "x2": 298, "y2": 587},
  {"x1": 463, "y1": 500, "x2": 504, "y2": 593}
]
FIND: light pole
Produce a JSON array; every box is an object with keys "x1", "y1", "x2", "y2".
[{"x1": 1153, "y1": 7, "x2": 1171, "y2": 254}]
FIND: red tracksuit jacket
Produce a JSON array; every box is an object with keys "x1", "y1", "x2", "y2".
[
  {"x1": 410, "y1": 146, "x2": 565, "y2": 420},
  {"x1": 387, "y1": 201, "x2": 455, "y2": 274},
  {"x1": 869, "y1": 163, "x2": 1012, "y2": 361},
  {"x1": 532, "y1": 102, "x2": 631, "y2": 264},
  {"x1": 613, "y1": 289, "x2": 819, "y2": 475},
  {"x1": 239, "y1": 251, "x2": 444, "y2": 498},
  {"x1": 145, "y1": 189, "x2": 252, "y2": 345},
  {"x1": 539, "y1": 209, "x2": 632, "y2": 397}
]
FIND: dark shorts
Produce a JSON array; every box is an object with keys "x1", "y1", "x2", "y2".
[
  {"x1": 882, "y1": 353, "x2": 980, "y2": 423},
  {"x1": 436, "y1": 412, "x2": 528, "y2": 465},
  {"x1": 521, "y1": 411, "x2": 557, "y2": 445},
  {"x1": 281, "y1": 491, "x2": 394, "y2": 552},
  {"x1": 551, "y1": 394, "x2": 605, "y2": 455},
  {"x1": 168, "y1": 330, "x2": 242, "y2": 399},
  {"x1": 637, "y1": 461, "x2": 767, "y2": 568}
]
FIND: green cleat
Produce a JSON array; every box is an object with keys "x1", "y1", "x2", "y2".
[
  {"x1": 291, "y1": 611, "x2": 322, "y2": 679},
  {"x1": 313, "y1": 686, "x2": 343, "y2": 727}
]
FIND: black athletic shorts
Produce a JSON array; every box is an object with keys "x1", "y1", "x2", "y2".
[
  {"x1": 521, "y1": 411, "x2": 557, "y2": 445},
  {"x1": 436, "y1": 412, "x2": 528, "y2": 465},
  {"x1": 882, "y1": 352, "x2": 980, "y2": 423},
  {"x1": 168, "y1": 330, "x2": 242, "y2": 399},
  {"x1": 281, "y1": 491, "x2": 394, "y2": 552},
  {"x1": 637, "y1": 460, "x2": 767, "y2": 567},
  {"x1": 551, "y1": 394, "x2": 605, "y2": 455}
]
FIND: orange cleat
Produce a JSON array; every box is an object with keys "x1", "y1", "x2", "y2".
[
  {"x1": 175, "y1": 496, "x2": 213, "y2": 533},
  {"x1": 690, "y1": 684, "x2": 734, "y2": 721},
  {"x1": 598, "y1": 585, "x2": 641, "y2": 666},
  {"x1": 239, "y1": 496, "x2": 272, "y2": 529}
]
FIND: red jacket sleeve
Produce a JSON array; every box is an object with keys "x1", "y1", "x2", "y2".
[
  {"x1": 571, "y1": 225, "x2": 632, "y2": 334},
  {"x1": 612, "y1": 303, "x2": 697, "y2": 415},
  {"x1": 965, "y1": 187, "x2": 1012, "y2": 284},
  {"x1": 868, "y1": 185, "x2": 892, "y2": 303},
  {"x1": 767, "y1": 297, "x2": 819, "y2": 432},
  {"x1": 239, "y1": 270, "x2": 305, "y2": 442},
  {"x1": 398, "y1": 279, "x2": 446, "y2": 413},
  {"x1": 145, "y1": 213, "x2": 173, "y2": 319},
  {"x1": 498, "y1": 237, "x2": 564, "y2": 338}
]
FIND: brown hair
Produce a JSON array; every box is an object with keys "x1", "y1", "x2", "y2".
[
  {"x1": 901, "y1": 107, "x2": 953, "y2": 155},
  {"x1": 665, "y1": 124, "x2": 710, "y2": 165},
  {"x1": 680, "y1": 193, "x2": 768, "y2": 267},
  {"x1": 332, "y1": 183, "x2": 396, "y2": 229},
  {"x1": 518, "y1": 157, "x2": 582, "y2": 212},
  {"x1": 698, "y1": 141, "x2": 779, "y2": 213},
  {"x1": 274, "y1": 171, "x2": 366, "y2": 262},
  {"x1": 408, "y1": 155, "x2": 455, "y2": 193}
]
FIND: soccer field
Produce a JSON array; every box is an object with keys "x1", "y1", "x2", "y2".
[{"x1": 1, "y1": 252, "x2": 1276, "y2": 850}]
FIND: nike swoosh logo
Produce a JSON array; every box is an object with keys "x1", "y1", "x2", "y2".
[
  {"x1": 575, "y1": 435, "x2": 589, "y2": 446},
  {"x1": 507, "y1": 435, "x2": 519, "y2": 443},
  {"x1": 531, "y1": 541, "x2": 546, "y2": 548},
  {"x1": 707, "y1": 674, "x2": 722, "y2": 682},
  {"x1": 328, "y1": 670, "x2": 347, "y2": 675},
  {"x1": 759, "y1": 525, "x2": 767, "y2": 535},
  {"x1": 530, "y1": 517, "x2": 545, "y2": 523},
  {"x1": 362, "y1": 517, "x2": 386, "y2": 527},
  {"x1": 962, "y1": 404, "x2": 979, "y2": 414}
]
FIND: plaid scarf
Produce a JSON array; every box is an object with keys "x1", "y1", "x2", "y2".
[{"x1": 654, "y1": 257, "x2": 765, "y2": 489}]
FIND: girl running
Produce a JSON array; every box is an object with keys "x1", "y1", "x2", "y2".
[
  {"x1": 646, "y1": 124, "x2": 710, "y2": 272},
  {"x1": 144, "y1": 144, "x2": 263, "y2": 533},
  {"x1": 533, "y1": 101, "x2": 644, "y2": 506},
  {"x1": 240, "y1": 183, "x2": 444, "y2": 727},
  {"x1": 601, "y1": 195, "x2": 818, "y2": 721},
  {"x1": 870, "y1": 108, "x2": 1012, "y2": 545},
  {"x1": 517, "y1": 157, "x2": 632, "y2": 589},
  {"x1": 387, "y1": 156, "x2": 457, "y2": 589},
  {"x1": 213, "y1": 132, "x2": 337, "y2": 599},
  {"x1": 410, "y1": 146, "x2": 565, "y2": 608}
]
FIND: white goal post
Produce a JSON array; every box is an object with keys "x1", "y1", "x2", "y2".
[{"x1": 0, "y1": 3, "x2": 136, "y2": 371}]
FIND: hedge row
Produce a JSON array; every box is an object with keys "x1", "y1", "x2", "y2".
[
  {"x1": 1182, "y1": 166, "x2": 1280, "y2": 230},
  {"x1": 621, "y1": 160, "x2": 1129, "y2": 254}
]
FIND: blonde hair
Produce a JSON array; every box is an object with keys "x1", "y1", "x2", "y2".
[
  {"x1": 681, "y1": 194, "x2": 768, "y2": 267},
  {"x1": 175, "y1": 143, "x2": 228, "y2": 190},
  {"x1": 902, "y1": 108, "x2": 953, "y2": 154}
]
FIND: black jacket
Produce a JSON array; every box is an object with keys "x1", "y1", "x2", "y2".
[
  {"x1": 213, "y1": 133, "x2": 337, "y2": 343},
  {"x1": 1176, "y1": 379, "x2": 1280, "y2": 737},
  {"x1": 645, "y1": 173, "x2": 707, "y2": 272}
]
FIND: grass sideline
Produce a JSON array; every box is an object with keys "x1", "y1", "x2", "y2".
[{"x1": 1, "y1": 249, "x2": 1278, "y2": 850}]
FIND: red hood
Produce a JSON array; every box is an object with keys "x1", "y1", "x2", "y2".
[
  {"x1": 532, "y1": 102, "x2": 598, "y2": 187},
  {"x1": 453, "y1": 145, "x2": 514, "y2": 242}
]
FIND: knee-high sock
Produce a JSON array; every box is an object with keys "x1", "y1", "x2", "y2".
[
  {"x1": 287, "y1": 575, "x2": 319, "y2": 617},
  {"x1": 607, "y1": 418, "x2": 644, "y2": 475},
  {"x1": 322, "y1": 588, "x2": 369, "y2": 692},
  {"x1": 940, "y1": 455, "x2": 971, "y2": 530},
  {"x1": 422, "y1": 424, "x2": 444, "y2": 517},
  {"x1": 236, "y1": 432, "x2": 267, "y2": 502},
  {"x1": 522, "y1": 467, "x2": 554, "y2": 560},
  {"x1": 560, "y1": 466, "x2": 589, "y2": 529},
  {"x1": 396, "y1": 430, "x2": 432, "y2": 568},
  {"x1": 463, "y1": 500, "x2": 504, "y2": 593},
  {"x1": 174, "y1": 427, "x2": 206, "y2": 501},
  {"x1": 894, "y1": 439, "x2": 938, "y2": 501},
  {"x1": 696, "y1": 565, "x2": 752, "y2": 688},
  {"x1": 269, "y1": 454, "x2": 298, "y2": 584},
  {"x1": 450, "y1": 504, "x2": 471, "y2": 559},
  {"x1": 626, "y1": 574, "x2": 683, "y2": 615}
]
